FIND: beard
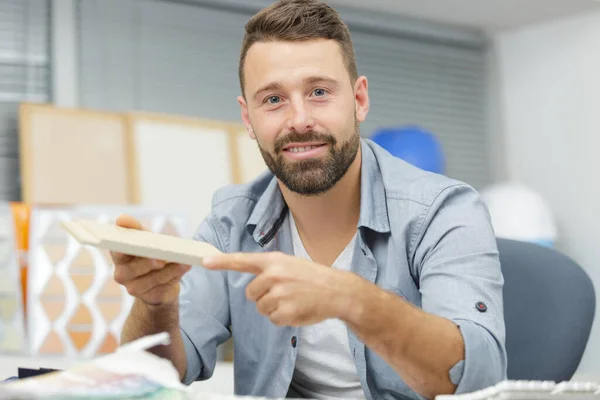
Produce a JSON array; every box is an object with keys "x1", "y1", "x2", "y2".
[{"x1": 255, "y1": 120, "x2": 360, "y2": 196}]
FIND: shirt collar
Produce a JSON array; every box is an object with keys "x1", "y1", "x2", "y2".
[{"x1": 358, "y1": 139, "x2": 391, "y2": 233}]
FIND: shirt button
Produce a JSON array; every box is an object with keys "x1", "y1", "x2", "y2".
[
  {"x1": 476, "y1": 301, "x2": 488, "y2": 312},
  {"x1": 291, "y1": 336, "x2": 297, "y2": 348}
]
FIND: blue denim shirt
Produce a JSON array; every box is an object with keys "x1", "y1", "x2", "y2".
[{"x1": 178, "y1": 139, "x2": 507, "y2": 399}]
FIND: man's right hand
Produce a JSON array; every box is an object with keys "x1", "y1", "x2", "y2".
[{"x1": 111, "y1": 214, "x2": 191, "y2": 307}]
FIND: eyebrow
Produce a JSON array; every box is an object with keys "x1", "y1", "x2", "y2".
[
  {"x1": 252, "y1": 82, "x2": 283, "y2": 101},
  {"x1": 252, "y1": 76, "x2": 340, "y2": 102}
]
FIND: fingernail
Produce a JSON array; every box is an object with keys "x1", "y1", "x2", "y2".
[{"x1": 152, "y1": 259, "x2": 163, "y2": 268}]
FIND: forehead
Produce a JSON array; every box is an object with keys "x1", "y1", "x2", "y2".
[{"x1": 243, "y1": 39, "x2": 348, "y2": 93}]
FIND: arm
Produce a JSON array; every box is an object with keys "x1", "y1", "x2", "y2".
[
  {"x1": 337, "y1": 184, "x2": 506, "y2": 399},
  {"x1": 121, "y1": 299, "x2": 188, "y2": 380},
  {"x1": 338, "y1": 280, "x2": 464, "y2": 399},
  {"x1": 117, "y1": 213, "x2": 231, "y2": 384},
  {"x1": 114, "y1": 214, "x2": 190, "y2": 380}
]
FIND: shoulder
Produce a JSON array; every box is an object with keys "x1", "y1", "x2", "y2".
[
  {"x1": 365, "y1": 140, "x2": 494, "y2": 257},
  {"x1": 365, "y1": 139, "x2": 477, "y2": 207}
]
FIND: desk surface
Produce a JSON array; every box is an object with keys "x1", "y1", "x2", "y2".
[{"x1": 0, "y1": 355, "x2": 235, "y2": 395}]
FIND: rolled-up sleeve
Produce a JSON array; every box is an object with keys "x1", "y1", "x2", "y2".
[
  {"x1": 412, "y1": 183, "x2": 507, "y2": 394},
  {"x1": 179, "y1": 214, "x2": 232, "y2": 385}
]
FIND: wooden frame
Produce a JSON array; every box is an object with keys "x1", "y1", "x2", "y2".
[
  {"x1": 19, "y1": 103, "x2": 137, "y2": 205},
  {"x1": 125, "y1": 111, "x2": 246, "y2": 193},
  {"x1": 126, "y1": 111, "x2": 268, "y2": 186},
  {"x1": 125, "y1": 112, "x2": 249, "y2": 234}
]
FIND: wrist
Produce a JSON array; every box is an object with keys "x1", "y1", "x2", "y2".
[
  {"x1": 136, "y1": 297, "x2": 179, "y2": 325},
  {"x1": 334, "y1": 273, "x2": 395, "y2": 328},
  {"x1": 331, "y1": 271, "x2": 367, "y2": 324},
  {"x1": 141, "y1": 298, "x2": 178, "y2": 313},
  {"x1": 139, "y1": 282, "x2": 181, "y2": 309},
  {"x1": 122, "y1": 298, "x2": 180, "y2": 345}
]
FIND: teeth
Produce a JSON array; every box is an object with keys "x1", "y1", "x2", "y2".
[{"x1": 289, "y1": 145, "x2": 319, "y2": 153}]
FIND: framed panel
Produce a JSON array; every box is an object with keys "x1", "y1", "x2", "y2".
[
  {"x1": 229, "y1": 127, "x2": 268, "y2": 185},
  {"x1": 19, "y1": 103, "x2": 135, "y2": 205},
  {"x1": 128, "y1": 113, "x2": 237, "y2": 236}
]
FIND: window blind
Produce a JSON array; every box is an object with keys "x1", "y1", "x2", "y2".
[{"x1": 0, "y1": 0, "x2": 50, "y2": 201}]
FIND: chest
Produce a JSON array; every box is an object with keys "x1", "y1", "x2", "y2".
[
  {"x1": 226, "y1": 226, "x2": 424, "y2": 399},
  {"x1": 226, "y1": 226, "x2": 421, "y2": 343}
]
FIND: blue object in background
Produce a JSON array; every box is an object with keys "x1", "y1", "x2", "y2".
[
  {"x1": 531, "y1": 239, "x2": 555, "y2": 248},
  {"x1": 370, "y1": 125, "x2": 445, "y2": 174}
]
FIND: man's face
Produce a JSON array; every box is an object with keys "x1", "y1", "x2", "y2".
[{"x1": 238, "y1": 39, "x2": 369, "y2": 196}]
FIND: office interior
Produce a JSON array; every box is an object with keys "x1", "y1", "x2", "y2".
[{"x1": 0, "y1": 0, "x2": 599, "y2": 395}]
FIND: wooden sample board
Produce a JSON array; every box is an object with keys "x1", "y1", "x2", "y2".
[
  {"x1": 61, "y1": 219, "x2": 221, "y2": 266},
  {"x1": 19, "y1": 103, "x2": 135, "y2": 205}
]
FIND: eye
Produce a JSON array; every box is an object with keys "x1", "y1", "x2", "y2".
[
  {"x1": 267, "y1": 96, "x2": 281, "y2": 104},
  {"x1": 313, "y1": 88, "x2": 326, "y2": 97}
]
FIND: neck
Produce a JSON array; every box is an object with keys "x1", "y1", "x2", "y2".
[{"x1": 279, "y1": 146, "x2": 362, "y2": 265}]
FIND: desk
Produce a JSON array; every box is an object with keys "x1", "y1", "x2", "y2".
[{"x1": 0, "y1": 355, "x2": 235, "y2": 395}]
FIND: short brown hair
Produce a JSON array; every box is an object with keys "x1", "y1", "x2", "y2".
[{"x1": 239, "y1": 0, "x2": 358, "y2": 97}]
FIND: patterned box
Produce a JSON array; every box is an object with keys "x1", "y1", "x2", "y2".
[
  {"x1": 0, "y1": 202, "x2": 27, "y2": 354},
  {"x1": 26, "y1": 205, "x2": 186, "y2": 358}
]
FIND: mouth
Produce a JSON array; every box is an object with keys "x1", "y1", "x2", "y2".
[
  {"x1": 282, "y1": 143, "x2": 327, "y2": 153},
  {"x1": 281, "y1": 142, "x2": 328, "y2": 160}
]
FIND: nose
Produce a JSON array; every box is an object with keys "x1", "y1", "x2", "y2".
[{"x1": 286, "y1": 97, "x2": 315, "y2": 133}]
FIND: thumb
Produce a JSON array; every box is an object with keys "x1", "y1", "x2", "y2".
[
  {"x1": 116, "y1": 214, "x2": 149, "y2": 231},
  {"x1": 111, "y1": 214, "x2": 149, "y2": 264}
]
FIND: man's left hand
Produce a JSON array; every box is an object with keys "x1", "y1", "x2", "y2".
[{"x1": 202, "y1": 251, "x2": 360, "y2": 326}]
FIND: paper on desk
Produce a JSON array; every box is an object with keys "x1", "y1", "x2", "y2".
[{"x1": 0, "y1": 332, "x2": 193, "y2": 399}]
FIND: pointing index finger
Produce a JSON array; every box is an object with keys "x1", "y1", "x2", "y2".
[{"x1": 202, "y1": 252, "x2": 269, "y2": 275}]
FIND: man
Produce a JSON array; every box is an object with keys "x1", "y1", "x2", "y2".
[{"x1": 114, "y1": 0, "x2": 507, "y2": 399}]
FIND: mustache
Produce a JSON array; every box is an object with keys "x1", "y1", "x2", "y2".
[{"x1": 274, "y1": 131, "x2": 337, "y2": 153}]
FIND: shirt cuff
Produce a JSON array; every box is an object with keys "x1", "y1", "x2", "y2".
[
  {"x1": 181, "y1": 327, "x2": 203, "y2": 385},
  {"x1": 450, "y1": 318, "x2": 507, "y2": 394}
]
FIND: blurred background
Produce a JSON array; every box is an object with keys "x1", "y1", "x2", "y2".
[{"x1": 0, "y1": 0, "x2": 599, "y2": 393}]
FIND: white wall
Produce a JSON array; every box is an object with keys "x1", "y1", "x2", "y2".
[{"x1": 491, "y1": 9, "x2": 600, "y2": 379}]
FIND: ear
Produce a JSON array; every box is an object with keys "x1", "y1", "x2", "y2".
[
  {"x1": 238, "y1": 95, "x2": 256, "y2": 139},
  {"x1": 353, "y1": 76, "x2": 370, "y2": 123}
]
